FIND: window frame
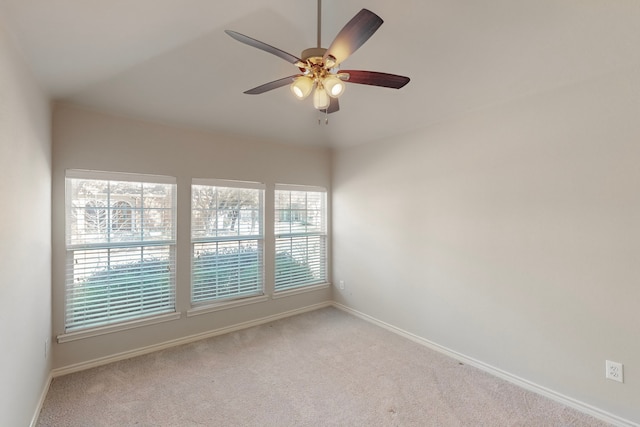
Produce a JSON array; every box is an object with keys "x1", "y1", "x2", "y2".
[
  {"x1": 190, "y1": 178, "x2": 266, "y2": 306},
  {"x1": 63, "y1": 169, "x2": 178, "y2": 335}
]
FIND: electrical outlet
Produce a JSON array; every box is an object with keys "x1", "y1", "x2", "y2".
[
  {"x1": 44, "y1": 339, "x2": 49, "y2": 358},
  {"x1": 605, "y1": 360, "x2": 623, "y2": 383},
  {"x1": 339, "y1": 280, "x2": 345, "y2": 290}
]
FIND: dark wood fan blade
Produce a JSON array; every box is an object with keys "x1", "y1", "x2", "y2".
[
  {"x1": 323, "y1": 9, "x2": 383, "y2": 66},
  {"x1": 225, "y1": 30, "x2": 301, "y2": 64},
  {"x1": 244, "y1": 75, "x2": 300, "y2": 95},
  {"x1": 320, "y1": 97, "x2": 340, "y2": 114},
  {"x1": 340, "y1": 70, "x2": 410, "y2": 89}
]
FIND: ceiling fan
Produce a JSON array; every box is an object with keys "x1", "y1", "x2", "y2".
[{"x1": 225, "y1": 0, "x2": 410, "y2": 115}]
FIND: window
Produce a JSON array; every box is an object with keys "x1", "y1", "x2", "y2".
[
  {"x1": 275, "y1": 185, "x2": 327, "y2": 291},
  {"x1": 65, "y1": 170, "x2": 176, "y2": 332},
  {"x1": 191, "y1": 179, "x2": 264, "y2": 304}
]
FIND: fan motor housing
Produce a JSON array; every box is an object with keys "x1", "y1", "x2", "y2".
[{"x1": 301, "y1": 47, "x2": 327, "y2": 62}]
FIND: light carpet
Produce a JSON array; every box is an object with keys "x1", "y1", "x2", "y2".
[{"x1": 37, "y1": 307, "x2": 611, "y2": 426}]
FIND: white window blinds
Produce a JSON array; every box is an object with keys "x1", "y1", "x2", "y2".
[
  {"x1": 274, "y1": 185, "x2": 327, "y2": 291},
  {"x1": 65, "y1": 170, "x2": 177, "y2": 332},
  {"x1": 191, "y1": 179, "x2": 264, "y2": 304}
]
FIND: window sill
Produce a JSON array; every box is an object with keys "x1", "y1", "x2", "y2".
[
  {"x1": 272, "y1": 283, "x2": 330, "y2": 299},
  {"x1": 57, "y1": 311, "x2": 182, "y2": 343},
  {"x1": 187, "y1": 294, "x2": 269, "y2": 317}
]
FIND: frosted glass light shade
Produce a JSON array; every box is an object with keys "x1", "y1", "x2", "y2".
[
  {"x1": 313, "y1": 86, "x2": 330, "y2": 110},
  {"x1": 290, "y1": 76, "x2": 314, "y2": 100},
  {"x1": 324, "y1": 76, "x2": 345, "y2": 98}
]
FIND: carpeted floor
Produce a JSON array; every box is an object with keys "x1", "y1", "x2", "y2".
[{"x1": 38, "y1": 307, "x2": 611, "y2": 426}]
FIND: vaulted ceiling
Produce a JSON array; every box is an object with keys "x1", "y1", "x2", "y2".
[{"x1": 2, "y1": 0, "x2": 639, "y2": 147}]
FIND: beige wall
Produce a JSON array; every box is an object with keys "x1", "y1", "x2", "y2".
[
  {"x1": 332, "y1": 66, "x2": 640, "y2": 424},
  {"x1": 51, "y1": 104, "x2": 332, "y2": 369},
  {"x1": 0, "y1": 22, "x2": 52, "y2": 427}
]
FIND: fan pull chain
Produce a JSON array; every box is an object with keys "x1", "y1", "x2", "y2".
[{"x1": 318, "y1": 109, "x2": 329, "y2": 125}]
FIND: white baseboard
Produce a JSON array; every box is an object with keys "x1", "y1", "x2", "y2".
[
  {"x1": 331, "y1": 302, "x2": 638, "y2": 427},
  {"x1": 52, "y1": 301, "x2": 332, "y2": 378},
  {"x1": 30, "y1": 372, "x2": 52, "y2": 427}
]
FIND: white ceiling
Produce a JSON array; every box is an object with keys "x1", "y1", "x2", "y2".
[{"x1": 2, "y1": 0, "x2": 639, "y2": 147}]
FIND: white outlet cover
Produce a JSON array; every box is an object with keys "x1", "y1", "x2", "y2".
[{"x1": 605, "y1": 360, "x2": 624, "y2": 383}]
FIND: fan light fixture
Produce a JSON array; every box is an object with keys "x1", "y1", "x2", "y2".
[
  {"x1": 225, "y1": 1, "x2": 410, "y2": 118},
  {"x1": 291, "y1": 73, "x2": 346, "y2": 108},
  {"x1": 323, "y1": 75, "x2": 345, "y2": 98},
  {"x1": 290, "y1": 76, "x2": 314, "y2": 99},
  {"x1": 289, "y1": 49, "x2": 346, "y2": 109},
  {"x1": 313, "y1": 83, "x2": 330, "y2": 109}
]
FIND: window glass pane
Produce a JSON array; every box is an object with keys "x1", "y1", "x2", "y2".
[
  {"x1": 275, "y1": 188, "x2": 327, "y2": 291},
  {"x1": 275, "y1": 235, "x2": 326, "y2": 291},
  {"x1": 66, "y1": 246, "x2": 175, "y2": 331},
  {"x1": 111, "y1": 201, "x2": 133, "y2": 233},
  {"x1": 191, "y1": 182, "x2": 264, "y2": 304},
  {"x1": 142, "y1": 182, "x2": 174, "y2": 241},
  {"x1": 68, "y1": 179, "x2": 109, "y2": 245},
  {"x1": 192, "y1": 240, "x2": 262, "y2": 302},
  {"x1": 65, "y1": 172, "x2": 176, "y2": 332},
  {"x1": 192, "y1": 185, "x2": 261, "y2": 239},
  {"x1": 67, "y1": 178, "x2": 174, "y2": 246}
]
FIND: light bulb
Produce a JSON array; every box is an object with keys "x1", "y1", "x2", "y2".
[
  {"x1": 323, "y1": 75, "x2": 345, "y2": 98},
  {"x1": 313, "y1": 85, "x2": 330, "y2": 110},
  {"x1": 290, "y1": 76, "x2": 314, "y2": 100}
]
